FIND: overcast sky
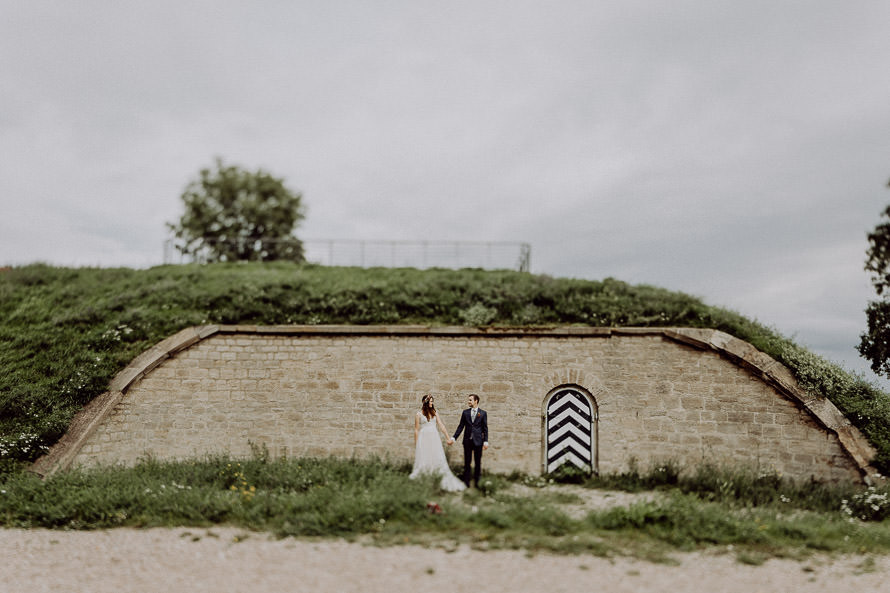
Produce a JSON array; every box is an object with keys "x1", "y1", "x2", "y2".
[{"x1": 2, "y1": 1, "x2": 889, "y2": 386}]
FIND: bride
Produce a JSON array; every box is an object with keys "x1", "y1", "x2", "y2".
[{"x1": 409, "y1": 394, "x2": 466, "y2": 492}]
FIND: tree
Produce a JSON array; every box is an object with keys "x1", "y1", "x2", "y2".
[
  {"x1": 859, "y1": 180, "x2": 890, "y2": 376},
  {"x1": 167, "y1": 158, "x2": 306, "y2": 263}
]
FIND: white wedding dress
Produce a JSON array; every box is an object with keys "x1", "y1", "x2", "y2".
[{"x1": 410, "y1": 413, "x2": 466, "y2": 492}]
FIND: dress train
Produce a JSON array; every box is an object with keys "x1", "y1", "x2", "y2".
[{"x1": 410, "y1": 414, "x2": 466, "y2": 492}]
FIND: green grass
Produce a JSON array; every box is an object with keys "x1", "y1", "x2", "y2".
[
  {"x1": 2, "y1": 455, "x2": 890, "y2": 561},
  {"x1": 1, "y1": 262, "x2": 889, "y2": 474},
  {"x1": 545, "y1": 460, "x2": 865, "y2": 514}
]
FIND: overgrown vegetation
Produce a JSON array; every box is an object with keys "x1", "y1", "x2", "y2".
[
  {"x1": 547, "y1": 461, "x2": 884, "y2": 518},
  {"x1": 2, "y1": 455, "x2": 890, "y2": 561},
  {"x1": 1, "y1": 262, "x2": 889, "y2": 474}
]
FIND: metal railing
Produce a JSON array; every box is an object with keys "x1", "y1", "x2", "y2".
[{"x1": 164, "y1": 238, "x2": 531, "y2": 272}]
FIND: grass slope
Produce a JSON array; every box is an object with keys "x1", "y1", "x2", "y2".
[{"x1": 1, "y1": 262, "x2": 889, "y2": 474}]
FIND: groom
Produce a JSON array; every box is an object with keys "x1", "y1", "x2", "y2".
[{"x1": 449, "y1": 393, "x2": 488, "y2": 487}]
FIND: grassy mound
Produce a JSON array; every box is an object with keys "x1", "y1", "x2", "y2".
[{"x1": 1, "y1": 262, "x2": 889, "y2": 473}]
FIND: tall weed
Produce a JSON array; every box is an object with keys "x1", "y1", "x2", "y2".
[{"x1": 3, "y1": 456, "x2": 890, "y2": 559}]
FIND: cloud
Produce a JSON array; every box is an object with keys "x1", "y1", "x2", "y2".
[{"x1": 2, "y1": 0, "x2": 890, "y2": 385}]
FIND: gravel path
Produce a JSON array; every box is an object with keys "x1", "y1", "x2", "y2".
[{"x1": 3, "y1": 526, "x2": 889, "y2": 593}]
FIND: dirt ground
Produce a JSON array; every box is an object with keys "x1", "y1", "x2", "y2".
[
  {"x1": 4, "y1": 525, "x2": 890, "y2": 593},
  {"x1": 5, "y1": 487, "x2": 889, "y2": 592}
]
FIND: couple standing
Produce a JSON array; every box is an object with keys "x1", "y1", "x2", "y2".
[{"x1": 409, "y1": 393, "x2": 488, "y2": 492}]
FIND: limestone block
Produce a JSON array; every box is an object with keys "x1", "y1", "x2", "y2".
[{"x1": 30, "y1": 326, "x2": 878, "y2": 483}]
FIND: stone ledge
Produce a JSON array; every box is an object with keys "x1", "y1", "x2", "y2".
[
  {"x1": 661, "y1": 328, "x2": 880, "y2": 483},
  {"x1": 108, "y1": 327, "x2": 210, "y2": 393},
  {"x1": 29, "y1": 390, "x2": 124, "y2": 477},
  {"x1": 213, "y1": 324, "x2": 616, "y2": 337}
]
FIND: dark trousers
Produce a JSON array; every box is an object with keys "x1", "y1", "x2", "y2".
[{"x1": 462, "y1": 441, "x2": 483, "y2": 486}]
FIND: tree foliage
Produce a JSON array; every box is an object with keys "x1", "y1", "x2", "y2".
[
  {"x1": 167, "y1": 158, "x2": 306, "y2": 262},
  {"x1": 859, "y1": 180, "x2": 890, "y2": 377}
]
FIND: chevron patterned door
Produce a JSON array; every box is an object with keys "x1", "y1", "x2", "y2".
[{"x1": 544, "y1": 386, "x2": 597, "y2": 473}]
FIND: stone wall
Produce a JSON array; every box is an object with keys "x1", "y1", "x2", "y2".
[{"x1": 32, "y1": 326, "x2": 878, "y2": 482}]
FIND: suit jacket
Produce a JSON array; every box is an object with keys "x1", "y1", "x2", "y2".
[{"x1": 454, "y1": 407, "x2": 488, "y2": 447}]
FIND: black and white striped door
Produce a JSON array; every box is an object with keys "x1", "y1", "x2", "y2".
[{"x1": 544, "y1": 386, "x2": 597, "y2": 473}]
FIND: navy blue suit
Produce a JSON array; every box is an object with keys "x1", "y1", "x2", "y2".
[{"x1": 453, "y1": 407, "x2": 488, "y2": 487}]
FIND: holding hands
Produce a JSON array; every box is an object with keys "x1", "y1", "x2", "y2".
[{"x1": 446, "y1": 437, "x2": 454, "y2": 445}]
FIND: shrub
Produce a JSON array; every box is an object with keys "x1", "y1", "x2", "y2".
[
  {"x1": 459, "y1": 303, "x2": 497, "y2": 326},
  {"x1": 841, "y1": 486, "x2": 890, "y2": 522}
]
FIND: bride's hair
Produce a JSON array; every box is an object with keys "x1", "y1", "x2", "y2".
[{"x1": 421, "y1": 394, "x2": 436, "y2": 420}]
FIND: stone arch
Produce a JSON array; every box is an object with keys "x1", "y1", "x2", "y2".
[
  {"x1": 29, "y1": 325, "x2": 881, "y2": 483},
  {"x1": 541, "y1": 384, "x2": 598, "y2": 474}
]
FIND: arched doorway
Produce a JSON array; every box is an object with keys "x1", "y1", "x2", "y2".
[{"x1": 542, "y1": 385, "x2": 598, "y2": 474}]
